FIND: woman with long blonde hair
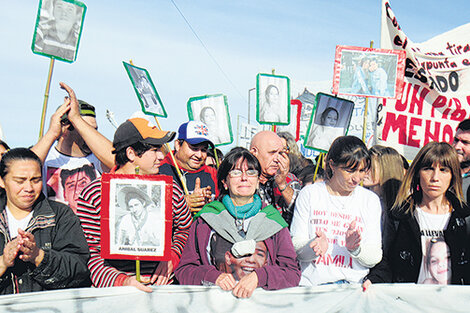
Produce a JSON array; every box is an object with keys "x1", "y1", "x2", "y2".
[{"x1": 363, "y1": 145, "x2": 407, "y2": 222}]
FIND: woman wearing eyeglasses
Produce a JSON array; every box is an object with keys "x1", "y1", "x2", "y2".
[{"x1": 175, "y1": 147, "x2": 300, "y2": 298}]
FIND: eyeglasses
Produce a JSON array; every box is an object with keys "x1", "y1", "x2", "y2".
[{"x1": 228, "y1": 169, "x2": 259, "y2": 178}]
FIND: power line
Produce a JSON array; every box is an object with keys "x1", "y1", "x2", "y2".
[{"x1": 169, "y1": 0, "x2": 247, "y2": 102}]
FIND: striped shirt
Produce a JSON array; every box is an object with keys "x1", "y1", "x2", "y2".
[{"x1": 76, "y1": 178, "x2": 191, "y2": 287}]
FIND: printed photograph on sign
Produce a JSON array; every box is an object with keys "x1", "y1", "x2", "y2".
[
  {"x1": 417, "y1": 237, "x2": 451, "y2": 285},
  {"x1": 332, "y1": 45, "x2": 406, "y2": 99},
  {"x1": 209, "y1": 233, "x2": 269, "y2": 282},
  {"x1": 187, "y1": 94, "x2": 233, "y2": 146},
  {"x1": 31, "y1": 0, "x2": 87, "y2": 63},
  {"x1": 304, "y1": 93, "x2": 354, "y2": 152},
  {"x1": 256, "y1": 73, "x2": 290, "y2": 125},
  {"x1": 123, "y1": 62, "x2": 167, "y2": 118},
  {"x1": 100, "y1": 173, "x2": 173, "y2": 261}
]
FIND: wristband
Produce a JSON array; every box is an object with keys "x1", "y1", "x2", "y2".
[{"x1": 278, "y1": 184, "x2": 289, "y2": 193}]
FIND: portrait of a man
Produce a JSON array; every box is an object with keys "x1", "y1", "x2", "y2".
[
  {"x1": 123, "y1": 62, "x2": 167, "y2": 117},
  {"x1": 333, "y1": 45, "x2": 405, "y2": 99},
  {"x1": 46, "y1": 163, "x2": 99, "y2": 213},
  {"x1": 32, "y1": 0, "x2": 86, "y2": 62},
  {"x1": 100, "y1": 174, "x2": 172, "y2": 261},
  {"x1": 256, "y1": 73, "x2": 290, "y2": 125},
  {"x1": 115, "y1": 186, "x2": 161, "y2": 247},
  {"x1": 209, "y1": 233, "x2": 268, "y2": 281}
]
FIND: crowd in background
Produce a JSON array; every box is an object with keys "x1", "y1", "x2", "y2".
[{"x1": 0, "y1": 83, "x2": 470, "y2": 298}]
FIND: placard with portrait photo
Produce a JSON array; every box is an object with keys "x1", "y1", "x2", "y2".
[
  {"x1": 123, "y1": 62, "x2": 167, "y2": 118},
  {"x1": 187, "y1": 94, "x2": 233, "y2": 146},
  {"x1": 304, "y1": 93, "x2": 355, "y2": 153},
  {"x1": 256, "y1": 73, "x2": 290, "y2": 125},
  {"x1": 100, "y1": 173, "x2": 173, "y2": 261},
  {"x1": 31, "y1": 0, "x2": 87, "y2": 63},
  {"x1": 332, "y1": 45, "x2": 406, "y2": 99}
]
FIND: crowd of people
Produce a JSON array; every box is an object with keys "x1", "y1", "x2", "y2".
[{"x1": 0, "y1": 82, "x2": 470, "y2": 299}]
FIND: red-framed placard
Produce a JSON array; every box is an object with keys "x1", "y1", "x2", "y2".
[
  {"x1": 100, "y1": 173, "x2": 173, "y2": 261},
  {"x1": 332, "y1": 45, "x2": 406, "y2": 100},
  {"x1": 275, "y1": 99, "x2": 303, "y2": 141}
]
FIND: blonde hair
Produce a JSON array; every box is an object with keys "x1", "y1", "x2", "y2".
[
  {"x1": 369, "y1": 145, "x2": 406, "y2": 210},
  {"x1": 394, "y1": 142, "x2": 463, "y2": 213}
]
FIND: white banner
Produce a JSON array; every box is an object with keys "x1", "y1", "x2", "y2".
[
  {"x1": 1, "y1": 284, "x2": 469, "y2": 313},
  {"x1": 378, "y1": 0, "x2": 470, "y2": 159}
]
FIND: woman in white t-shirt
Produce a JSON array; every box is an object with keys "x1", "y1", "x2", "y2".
[
  {"x1": 365, "y1": 142, "x2": 470, "y2": 289},
  {"x1": 290, "y1": 136, "x2": 382, "y2": 286}
]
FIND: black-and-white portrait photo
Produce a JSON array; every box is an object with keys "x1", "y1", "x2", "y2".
[
  {"x1": 188, "y1": 94, "x2": 232, "y2": 146},
  {"x1": 32, "y1": 0, "x2": 86, "y2": 62},
  {"x1": 256, "y1": 73, "x2": 290, "y2": 125},
  {"x1": 333, "y1": 46, "x2": 405, "y2": 99},
  {"x1": 108, "y1": 179, "x2": 166, "y2": 257},
  {"x1": 123, "y1": 62, "x2": 166, "y2": 117},
  {"x1": 305, "y1": 93, "x2": 354, "y2": 152}
]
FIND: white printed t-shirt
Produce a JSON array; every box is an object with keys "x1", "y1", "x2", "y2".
[
  {"x1": 290, "y1": 181, "x2": 382, "y2": 285},
  {"x1": 43, "y1": 147, "x2": 102, "y2": 213},
  {"x1": 415, "y1": 207, "x2": 451, "y2": 285}
]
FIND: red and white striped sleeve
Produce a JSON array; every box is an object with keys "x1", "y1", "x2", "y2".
[
  {"x1": 76, "y1": 179, "x2": 126, "y2": 287},
  {"x1": 170, "y1": 182, "x2": 192, "y2": 266}
]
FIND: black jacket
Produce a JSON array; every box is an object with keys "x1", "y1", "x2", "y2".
[
  {"x1": 367, "y1": 192, "x2": 470, "y2": 284},
  {"x1": 0, "y1": 193, "x2": 91, "y2": 294}
]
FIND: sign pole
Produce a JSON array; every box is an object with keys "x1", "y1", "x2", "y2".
[
  {"x1": 38, "y1": 58, "x2": 55, "y2": 139},
  {"x1": 361, "y1": 40, "x2": 374, "y2": 143},
  {"x1": 128, "y1": 60, "x2": 190, "y2": 197}
]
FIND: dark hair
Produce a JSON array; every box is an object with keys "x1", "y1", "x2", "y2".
[
  {"x1": 60, "y1": 164, "x2": 97, "y2": 189},
  {"x1": 200, "y1": 106, "x2": 216, "y2": 123},
  {"x1": 395, "y1": 142, "x2": 462, "y2": 212},
  {"x1": 125, "y1": 191, "x2": 147, "y2": 208},
  {"x1": 0, "y1": 148, "x2": 42, "y2": 179},
  {"x1": 297, "y1": 164, "x2": 323, "y2": 187},
  {"x1": 457, "y1": 119, "x2": 470, "y2": 132},
  {"x1": 114, "y1": 141, "x2": 160, "y2": 168},
  {"x1": 217, "y1": 147, "x2": 261, "y2": 199},
  {"x1": 0, "y1": 140, "x2": 10, "y2": 151},
  {"x1": 320, "y1": 107, "x2": 339, "y2": 126},
  {"x1": 265, "y1": 85, "x2": 279, "y2": 99},
  {"x1": 325, "y1": 136, "x2": 370, "y2": 180},
  {"x1": 207, "y1": 148, "x2": 224, "y2": 168}
]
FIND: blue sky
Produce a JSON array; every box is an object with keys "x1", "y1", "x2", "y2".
[{"x1": 0, "y1": 0, "x2": 468, "y2": 150}]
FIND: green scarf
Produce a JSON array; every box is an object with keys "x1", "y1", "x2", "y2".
[{"x1": 222, "y1": 194, "x2": 262, "y2": 219}]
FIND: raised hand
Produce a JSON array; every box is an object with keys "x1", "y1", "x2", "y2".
[
  {"x1": 274, "y1": 150, "x2": 290, "y2": 189},
  {"x1": 186, "y1": 178, "x2": 211, "y2": 212}
]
